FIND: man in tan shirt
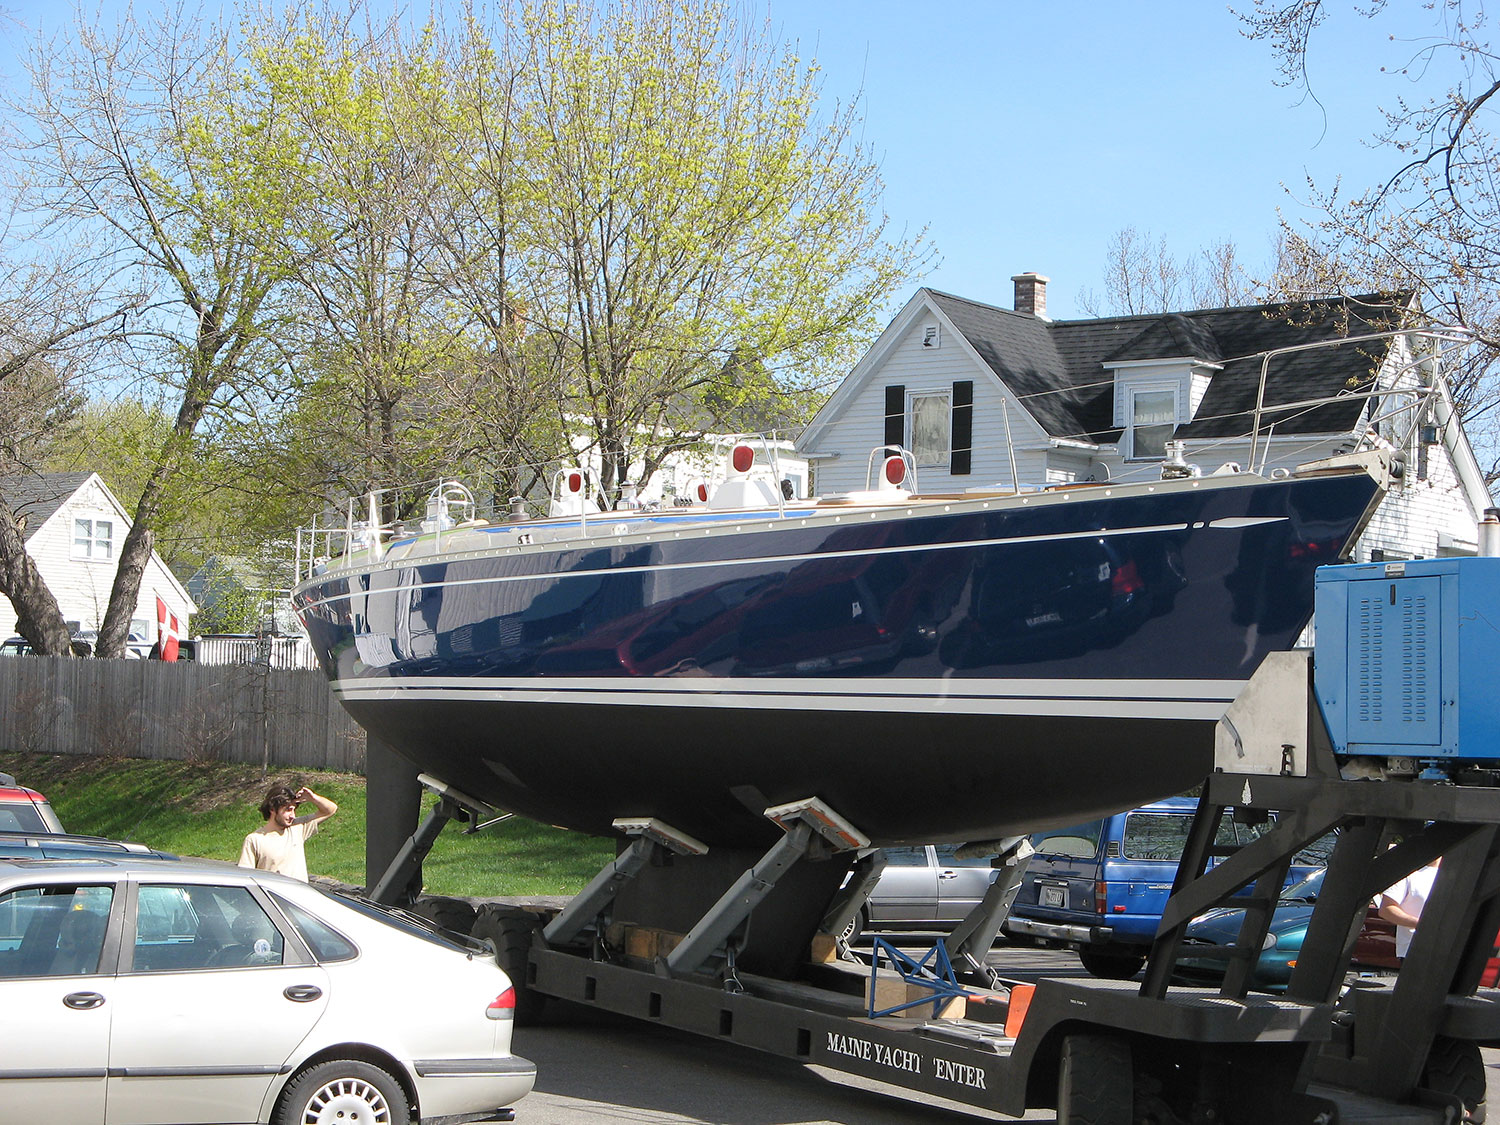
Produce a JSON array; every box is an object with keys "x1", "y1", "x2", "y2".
[{"x1": 238, "y1": 784, "x2": 338, "y2": 882}]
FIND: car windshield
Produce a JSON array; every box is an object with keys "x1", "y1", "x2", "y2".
[{"x1": 1279, "y1": 869, "x2": 1324, "y2": 904}]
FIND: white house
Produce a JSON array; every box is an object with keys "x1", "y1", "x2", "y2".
[
  {"x1": 797, "y1": 275, "x2": 1492, "y2": 563},
  {"x1": 0, "y1": 472, "x2": 196, "y2": 648}
]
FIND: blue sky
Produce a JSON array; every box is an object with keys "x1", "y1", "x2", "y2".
[
  {"x1": 0, "y1": 1, "x2": 1429, "y2": 319},
  {"x1": 768, "y1": 0, "x2": 1421, "y2": 318}
]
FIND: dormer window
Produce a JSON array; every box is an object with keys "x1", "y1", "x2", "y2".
[{"x1": 1128, "y1": 387, "x2": 1178, "y2": 460}]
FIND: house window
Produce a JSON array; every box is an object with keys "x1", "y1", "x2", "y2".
[
  {"x1": 1128, "y1": 388, "x2": 1178, "y2": 460},
  {"x1": 73, "y1": 518, "x2": 114, "y2": 561},
  {"x1": 909, "y1": 392, "x2": 951, "y2": 467}
]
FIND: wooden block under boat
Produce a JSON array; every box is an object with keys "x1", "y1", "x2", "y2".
[{"x1": 607, "y1": 922, "x2": 684, "y2": 961}]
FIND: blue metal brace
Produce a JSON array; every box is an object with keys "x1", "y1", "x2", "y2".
[{"x1": 867, "y1": 936, "x2": 971, "y2": 1018}]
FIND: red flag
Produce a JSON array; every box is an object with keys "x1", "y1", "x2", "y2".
[{"x1": 155, "y1": 597, "x2": 180, "y2": 662}]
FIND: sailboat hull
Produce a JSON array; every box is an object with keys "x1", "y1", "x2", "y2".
[{"x1": 294, "y1": 466, "x2": 1383, "y2": 846}]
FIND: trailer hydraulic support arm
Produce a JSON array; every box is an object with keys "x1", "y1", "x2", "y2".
[
  {"x1": 369, "y1": 774, "x2": 494, "y2": 907},
  {"x1": 543, "y1": 818, "x2": 708, "y2": 947},
  {"x1": 948, "y1": 836, "x2": 1033, "y2": 983},
  {"x1": 663, "y1": 797, "x2": 869, "y2": 980}
]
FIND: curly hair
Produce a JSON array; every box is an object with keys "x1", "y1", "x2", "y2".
[{"x1": 258, "y1": 785, "x2": 299, "y2": 820}]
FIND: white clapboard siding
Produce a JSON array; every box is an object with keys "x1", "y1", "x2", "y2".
[{"x1": 810, "y1": 316, "x2": 1047, "y2": 495}]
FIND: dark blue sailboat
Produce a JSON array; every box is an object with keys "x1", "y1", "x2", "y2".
[{"x1": 293, "y1": 447, "x2": 1391, "y2": 847}]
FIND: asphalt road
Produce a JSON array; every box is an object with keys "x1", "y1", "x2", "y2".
[{"x1": 501, "y1": 942, "x2": 1500, "y2": 1125}]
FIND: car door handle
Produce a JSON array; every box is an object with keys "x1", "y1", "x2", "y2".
[
  {"x1": 283, "y1": 985, "x2": 323, "y2": 1003},
  {"x1": 938, "y1": 871, "x2": 959, "y2": 880},
  {"x1": 63, "y1": 992, "x2": 105, "y2": 1010}
]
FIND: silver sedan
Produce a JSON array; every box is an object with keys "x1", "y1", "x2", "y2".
[{"x1": 0, "y1": 854, "x2": 534, "y2": 1125}]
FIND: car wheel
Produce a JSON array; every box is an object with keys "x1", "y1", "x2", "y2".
[
  {"x1": 1422, "y1": 1036, "x2": 1487, "y2": 1123},
  {"x1": 472, "y1": 903, "x2": 546, "y2": 1025},
  {"x1": 1057, "y1": 1032, "x2": 1131, "y2": 1125},
  {"x1": 1078, "y1": 946, "x2": 1147, "y2": 980},
  {"x1": 839, "y1": 908, "x2": 866, "y2": 945},
  {"x1": 275, "y1": 1059, "x2": 410, "y2": 1125}
]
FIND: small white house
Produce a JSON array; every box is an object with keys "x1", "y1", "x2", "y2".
[
  {"x1": 0, "y1": 471, "x2": 196, "y2": 648},
  {"x1": 798, "y1": 276, "x2": 1492, "y2": 563}
]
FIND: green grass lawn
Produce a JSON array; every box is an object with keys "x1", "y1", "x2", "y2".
[{"x1": 3, "y1": 751, "x2": 612, "y2": 898}]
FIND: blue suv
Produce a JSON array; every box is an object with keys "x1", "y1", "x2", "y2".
[{"x1": 1005, "y1": 797, "x2": 1324, "y2": 979}]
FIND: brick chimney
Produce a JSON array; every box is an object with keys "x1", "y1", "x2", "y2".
[{"x1": 1011, "y1": 272, "x2": 1050, "y2": 318}]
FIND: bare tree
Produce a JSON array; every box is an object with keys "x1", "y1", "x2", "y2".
[
  {"x1": 16, "y1": 6, "x2": 288, "y2": 655},
  {"x1": 0, "y1": 200, "x2": 143, "y2": 653},
  {"x1": 1239, "y1": 0, "x2": 1500, "y2": 474},
  {"x1": 1079, "y1": 228, "x2": 1261, "y2": 316}
]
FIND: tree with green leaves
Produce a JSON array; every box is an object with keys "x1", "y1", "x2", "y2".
[
  {"x1": 242, "y1": 12, "x2": 467, "y2": 520},
  {"x1": 507, "y1": 0, "x2": 928, "y2": 500}
]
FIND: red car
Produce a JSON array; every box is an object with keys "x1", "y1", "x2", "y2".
[{"x1": 0, "y1": 773, "x2": 64, "y2": 834}]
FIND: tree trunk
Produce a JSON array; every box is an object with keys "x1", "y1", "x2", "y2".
[
  {"x1": 0, "y1": 500, "x2": 75, "y2": 655},
  {"x1": 97, "y1": 519, "x2": 155, "y2": 657}
]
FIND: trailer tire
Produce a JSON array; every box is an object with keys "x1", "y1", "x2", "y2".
[
  {"x1": 1057, "y1": 1032, "x2": 1132, "y2": 1125},
  {"x1": 1078, "y1": 946, "x2": 1147, "y2": 980},
  {"x1": 410, "y1": 895, "x2": 477, "y2": 937},
  {"x1": 472, "y1": 904, "x2": 546, "y2": 1025},
  {"x1": 1422, "y1": 1036, "x2": 1487, "y2": 1123}
]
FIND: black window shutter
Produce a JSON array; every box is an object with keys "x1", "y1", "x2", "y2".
[
  {"x1": 951, "y1": 380, "x2": 973, "y2": 475},
  {"x1": 884, "y1": 385, "x2": 905, "y2": 449}
]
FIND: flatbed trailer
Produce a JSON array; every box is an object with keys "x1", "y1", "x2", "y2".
[{"x1": 374, "y1": 556, "x2": 1500, "y2": 1123}]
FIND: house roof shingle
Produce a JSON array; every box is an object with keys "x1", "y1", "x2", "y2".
[
  {"x1": 924, "y1": 289, "x2": 1413, "y2": 446},
  {"x1": 0, "y1": 472, "x2": 96, "y2": 541}
]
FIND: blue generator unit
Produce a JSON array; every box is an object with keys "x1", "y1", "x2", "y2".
[{"x1": 1314, "y1": 556, "x2": 1500, "y2": 766}]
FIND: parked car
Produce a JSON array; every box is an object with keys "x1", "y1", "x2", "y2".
[
  {"x1": 0, "y1": 629, "x2": 153, "y2": 658},
  {"x1": 1175, "y1": 868, "x2": 1393, "y2": 990},
  {"x1": 0, "y1": 773, "x2": 64, "y2": 834},
  {"x1": 843, "y1": 844, "x2": 999, "y2": 940},
  {"x1": 0, "y1": 854, "x2": 535, "y2": 1124},
  {"x1": 1175, "y1": 866, "x2": 1500, "y2": 992},
  {"x1": 1005, "y1": 797, "x2": 1326, "y2": 979},
  {"x1": 0, "y1": 831, "x2": 179, "y2": 861}
]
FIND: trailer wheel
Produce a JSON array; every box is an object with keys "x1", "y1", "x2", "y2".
[
  {"x1": 1078, "y1": 946, "x2": 1147, "y2": 980},
  {"x1": 1422, "y1": 1036, "x2": 1487, "y2": 1123},
  {"x1": 472, "y1": 903, "x2": 546, "y2": 1025},
  {"x1": 410, "y1": 894, "x2": 477, "y2": 938},
  {"x1": 1057, "y1": 1032, "x2": 1132, "y2": 1125}
]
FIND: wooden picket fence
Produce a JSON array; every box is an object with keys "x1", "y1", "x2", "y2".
[{"x1": 0, "y1": 655, "x2": 366, "y2": 772}]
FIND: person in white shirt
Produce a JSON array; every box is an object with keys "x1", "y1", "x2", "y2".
[
  {"x1": 1377, "y1": 856, "x2": 1441, "y2": 960},
  {"x1": 238, "y1": 784, "x2": 338, "y2": 882}
]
